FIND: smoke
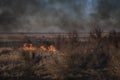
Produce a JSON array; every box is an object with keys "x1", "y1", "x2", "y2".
[
  {"x1": 0, "y1": 0, "x2": 120, "y2": 33},
  {"x1": 94, "y1": 0, "x2": 120, "y2": 31}
]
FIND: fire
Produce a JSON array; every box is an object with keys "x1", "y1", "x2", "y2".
[
  {"x1": 48, "y1": 45, "x2": 56, "y2": 52},
  {"x1": 22, "y1": 43, "x2": 56, "y2": 52},
  {"x1": 23, "y1": 43, "x2": 36, "y2": 51},
  {"x1": 40, "y1": 46, "x2": 47, "y2": 51},
  {"x1": 23, "y1": 43, "x2": 29, "y2": 51},
  {"x1": 29, "y1": 44, "x2": 36, "y2": 51}
]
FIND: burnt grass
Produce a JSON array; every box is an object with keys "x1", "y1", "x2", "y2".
[{"x1": 0, "y1": 30, "x2": 120, "y2": 80}]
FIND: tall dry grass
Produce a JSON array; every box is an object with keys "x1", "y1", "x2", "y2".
[
  {"x1": 0, "y1": 29, "x2": 120, "y2": 80},
  {"x1": 45, "y1": 29, "x2": 120, "y2": 80}
]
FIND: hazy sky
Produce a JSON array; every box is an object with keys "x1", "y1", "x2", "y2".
[{"x1": 0, "y1": 0, "x2": 120, "y2": 33}]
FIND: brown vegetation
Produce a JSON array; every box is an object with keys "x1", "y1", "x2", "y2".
[{"x1": 0, "y1": 29, "x2": 120, "y2": 80}]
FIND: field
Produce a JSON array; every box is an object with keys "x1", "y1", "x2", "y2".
[{"x1": 0, "y1": 30, "x2": 120, "y2": 80}]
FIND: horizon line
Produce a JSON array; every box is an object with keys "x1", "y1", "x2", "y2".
[{"x1": 0, "y1": 32, "x2": 111, "y2": 34}]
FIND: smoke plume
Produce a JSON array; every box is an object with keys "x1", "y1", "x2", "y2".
[{"x1": 0, "y1": 0, "x2": 120, "y2": 33}]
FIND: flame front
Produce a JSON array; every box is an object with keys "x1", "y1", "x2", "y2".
[
  {"x1": 29, "y1": 44, "x2": 36, "y2": 51},
  {"x1": 23, "y1": 43, "x2": 36, "y2": 51},
  {"x1": 40, "y1": 46, "x2": 47, "y2": 51},
  {"x1": 48, "y1": 45, "x2": 56, "y2": 52},
  {"x1": 23, "y1": 43, "x2": 56, "y2": 52},
  {"x1": 23, "y1": 43, "x2": 29, "y2": 51}
]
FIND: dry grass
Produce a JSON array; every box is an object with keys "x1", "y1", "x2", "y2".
[{"x1": 0, "y1": 30, "x2": 120, "y2": 80}]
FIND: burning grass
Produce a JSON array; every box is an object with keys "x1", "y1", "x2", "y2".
[
  {"x1": 22, "y1": 43, "x2": 56, "y2": 52},
  {"x1": 0, "y1": 30, "x2": 120, "y2": 80}
]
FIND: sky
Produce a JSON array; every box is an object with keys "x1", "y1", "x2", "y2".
[{"x1": 0, "y1": 0, "x2": 120, "y2": 33}]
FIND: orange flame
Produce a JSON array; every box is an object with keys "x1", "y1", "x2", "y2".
[
  {"x1": 23, "y1": 43, "x2": 29, "y2": 51},
  {"x1": 48, "y1": 45, "x2": 56, "y2": 52},
  {"x1": 29, "y1": 44, "x2": 36, "y2": 51},
  {"x1": 23, "y1": 43, "x2": 36, "y2": 51},
  {"x1": 23, "y1": 43, "x2": 56, "y2": 52},
  {"x1": 40, "y1": 46, "x2": 47, "y2": 51}
]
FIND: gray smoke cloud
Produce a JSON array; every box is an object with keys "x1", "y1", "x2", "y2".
[{"x1": 0, "y1": 0, "x2": 120, "y2": 33}]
